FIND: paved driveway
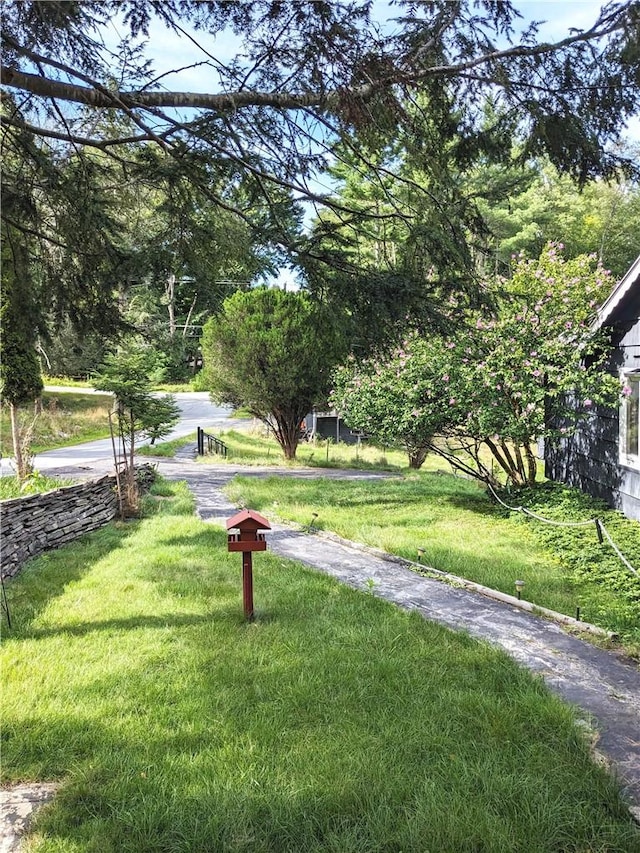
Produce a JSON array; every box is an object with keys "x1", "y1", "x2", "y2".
[{"x1": 0, "y1": 390, "x2": 244, "y2": 478}]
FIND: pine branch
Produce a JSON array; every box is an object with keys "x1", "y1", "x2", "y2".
[{"x1": 1, "y1": 7, "x2": 629, "y2": 114}]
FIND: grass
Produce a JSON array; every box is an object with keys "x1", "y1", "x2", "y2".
[
  {"x1": 42, "y1": 376, "x2": 93, "y2": 388},
  {"x1": 151, "y1": 381, "x2": 194, "y2": 393},
  {"x1": 225, "y1": 472, "x2": 640, "y2": 655},
  {"x1": 42, "y1": 376, "x2": 194, "y2": 393},
  {"x1": 197, "y1": 427, "x2": 536, "y2": 477},
  {"x1": 0, "y1": 472, "x2": 78, "y2": 500},
  {"x1": 2, "y1": 479, "x2": 638, "y2": 852},
  {"x1": 1, "y1": 391, "x2": 113, "y2": 457},
  {"x1": 137, "y1": 434, "x2": 195, "y2": 458},
  {"x1": 195, "y1": 427, "x2": 410, "y2": 469}
]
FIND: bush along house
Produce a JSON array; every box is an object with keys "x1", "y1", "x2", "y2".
[{"x1": 545, "y1": 255, "x2": 640, "y2": 520}]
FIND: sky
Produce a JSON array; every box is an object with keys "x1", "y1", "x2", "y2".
[
  {"x1": 104, "y1": 0, "x2": 639, "y2": 145},
  {"x1": 103, "y1": 1, "x2": 639, "y2": 141}
]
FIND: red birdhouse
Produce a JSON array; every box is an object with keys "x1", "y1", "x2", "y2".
[
  {"x1": 226, "y1": 509, "x2": 271, "y2": 621},
  {"x1": 226, "y1": 508, "x2": 271, "y2": 552}
]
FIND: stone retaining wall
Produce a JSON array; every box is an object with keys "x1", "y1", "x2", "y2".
[{"x1": 1, "y1": 476, "x2": 120, "y2": 579}]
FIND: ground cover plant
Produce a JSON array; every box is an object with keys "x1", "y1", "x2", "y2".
[
  {"x1": 507, "y1": 483, "x2": 640, "y2": 651},
  {"x1": 0, "y1": 391, "x2": 113, "y2": 457},
  {"x1": 2, "y1": 480, "x2": 638, "y2": 852},
  {"x1": 226, "y1": 473, "x2": 640, "y2": 655}
]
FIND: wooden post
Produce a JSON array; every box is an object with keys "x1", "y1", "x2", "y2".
[{"x1": 242, "y1": 551, "x2": 254, "y2": 620}]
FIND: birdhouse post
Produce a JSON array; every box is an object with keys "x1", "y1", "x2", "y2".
[{"x1": 226, "y1": 509, "x2": 271, "y2": 620}]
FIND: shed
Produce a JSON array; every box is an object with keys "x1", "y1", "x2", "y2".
[{"x1": 304, "y1": 410, "x2": 364, "y2": 445}]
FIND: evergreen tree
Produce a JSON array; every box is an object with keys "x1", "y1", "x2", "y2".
[
  {"x1": 201, "y1": 288, "x2": 346, "y2": 460},
  {"x1": 0, "y1": 220, "x2": 44, "y2": 480}
]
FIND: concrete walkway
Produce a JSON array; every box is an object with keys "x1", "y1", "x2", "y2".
[{"x1": 157, "y1": 453, "x2": 640, "y2": 820}]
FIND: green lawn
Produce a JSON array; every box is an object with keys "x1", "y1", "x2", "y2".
[
  {"x1": 225, "y1": 472, "x2": 640, "y2": 654},
  {"x1": 190, "y1": 427, "x2": 412, "y2": 469},
  {"x1": 2, "y1": 480, "x2": 638, "y2": 852},
  {"x1": 42, "y1": 376, "x2": 94, "y2": 388},
  {"x1": 190, "y1": 426, "x2": 544, "y2": 477},
  {"x1": 0, "y1": 473, "x2": 78, "y2": 500},
  {"x1": 137, "y1": 434, "x2": 195, "y2": 458}
]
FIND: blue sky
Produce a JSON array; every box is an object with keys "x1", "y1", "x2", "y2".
[{"x1": 106, "y1": 1, "x2": 638, "y2": 138}]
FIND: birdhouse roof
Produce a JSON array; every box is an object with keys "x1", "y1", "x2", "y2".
[{"x1": 226, "y1": 508, "x2": 271, "y2": 531}]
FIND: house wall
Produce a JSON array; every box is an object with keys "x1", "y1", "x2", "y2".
[{"x1": 546, "y1": 306, "x2": 640, "y2": 521}]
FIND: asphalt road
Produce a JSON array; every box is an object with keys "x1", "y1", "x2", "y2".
[{"x1": 1, "y1": 389, "x2": 242, "y2": 478}]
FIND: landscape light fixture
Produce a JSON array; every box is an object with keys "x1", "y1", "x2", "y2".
[
  {"x1": 514, "y1": 579, "x2": 525, "y2": 600},
  {"x1": 417, "y1": 548, "x2": 425, "y2": 563}
]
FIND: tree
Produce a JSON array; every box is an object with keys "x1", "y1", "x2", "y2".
[
  {"x1": 303, "y1": 111, "x2": 488, "y2": 351},
  {"x1": 332, "y1": 246, "x2": 621, "y2": 485},
  {"x1": 116, "y1": 148, "x2": 299, "y2": 380},
  {"x1": 93, "y1": 345, "x2": 180, "y2": 515},
  {"x1": 0, "y1": 97, "x2": 132, "y2": 395},
  {"x1": 476, "y1": 157, "x2": 640, "y2": 279},
  {"x1": 201, "y1": 288, "x2": 346, "y2": 460},
  {"x1": 2, "y1": 1, "x2": 639, "y2": 256},
  {"x1": 0, "y1": 221, "x2": 44, "y2": 481},
  {"x1": 3, "y1": 1, "x2": 639, "y2": 396}
]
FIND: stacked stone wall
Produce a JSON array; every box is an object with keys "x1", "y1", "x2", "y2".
[{"x1": 1, "y1": 476, "x2": 119, "y2": 579}]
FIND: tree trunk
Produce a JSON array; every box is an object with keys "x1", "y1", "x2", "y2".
[
  {"x1": 272, "y1": 412, "x2": 301, "y2": 460},
  {"x1": 183, "y1": 292, "x2": 197, "y2": 338},
  {"x1": 524, "y1": 443, "x2": 539, "y2": 485},
  {"x1": 407, "y1": 446, "x2": 429, "y2": 469},
  {"x1": 166, "y1": 273, "x2": 176, "y2": 338},
  {"x1": 280, "y1": 423, "x2": 299, "y2": 460},
  {"x1": 484, "y1": 438, "x2": 514, "y2": 482},
  {"x1": 127, "y1": 413, "x2": 140, "y2": 515},
  {"x1": 514, "y1": 443, "x2": 529, "y2": 483},
  {"x1": 9, "y1": 403, "x2": 26, "y2": 481}
]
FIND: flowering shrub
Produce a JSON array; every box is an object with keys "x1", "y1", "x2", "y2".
[
  {"x1": 331, "y1": 334, "x2": 461, "y2": 467},
  {"x1": 332, "y1": 245, "x2": 621, "y2": 482}
]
